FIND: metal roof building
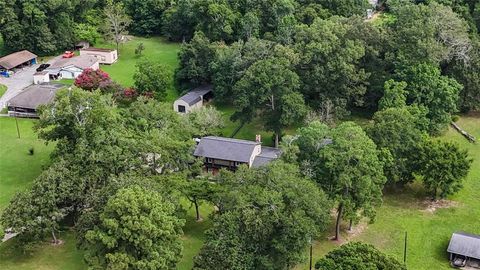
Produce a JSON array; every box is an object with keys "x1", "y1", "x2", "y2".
[
  {"x1": 447, "y1": 232, "x2": 480, "y2": 268},
  {"x1": 174, "y1": 85, "x2": 213, "y2": 113},
  {"x1": 0, "y1": 50, "x2": 37, "y2": 70}
]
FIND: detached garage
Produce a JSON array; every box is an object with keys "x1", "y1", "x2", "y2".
[
  {"x1": 173, "y1": 85, "x2": 213, "y2": 113},
  {"x1": 0, "y1": 50, "x2": 37, "y2": 71}
]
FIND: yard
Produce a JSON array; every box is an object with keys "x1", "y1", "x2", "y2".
[
  {"x1": 0, "y1": 36, "x2": 479, "y2": 270},
  {"x1": 95, "y1": 37, "x2": 181, "y2": 102}
]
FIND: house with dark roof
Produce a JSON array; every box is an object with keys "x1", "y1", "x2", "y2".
[
  {"x1": 46, "y1": 55, "x2": 99, "y2": 79},
  {"x1": 7, "y1": 84, "x2": 64, "y2": 118},
  {"x1": 173, "y1": 85, "x2": 213, "y2": 113},
  {"x1": 0, "y1": 50, "x2": 37, "y2": 71},
  {"x1": 447, "y1": 231, "x2": 480, "y2": 268},
  {"x1": 193, "y1": 136, "x2": 281, "y2": 174}
]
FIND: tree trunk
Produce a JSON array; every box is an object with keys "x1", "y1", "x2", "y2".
[
  {"x1": 194, "y1": 198, "x2": 201, "y2": 221},
  {"x1": 348, "y1": 219, "x2": 353, "y2": 231},
  {"x1": 274, "y1": 133, "x2": 279, "y2": 148},
  {"x1": 334, "y1": 202, "x2": 344, "y2": 241},
  {"x1": 51, "y1": 229, "x2": 58, "y2": 244}
]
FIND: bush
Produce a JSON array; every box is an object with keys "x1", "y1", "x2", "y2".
[
  {"x1": 315, "y1": 242, "x2": 406, "y2": 270},
  {"x1": 452, "y1": 115, "x2": 460, "y2": 122},
  {"x1": 74, "y1": 69, "x2": 111, "y2": 91}
]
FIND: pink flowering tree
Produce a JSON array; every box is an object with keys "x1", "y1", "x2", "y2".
[{"x1": 74, "y1": 68, "x2": 111, "y2": 91}]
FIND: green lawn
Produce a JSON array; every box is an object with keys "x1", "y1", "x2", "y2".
[
  {"x1": 0, "y1": 118, "x2": 53, "y2": 210},
  {"x1": 95, "y1": 37, "x2": 181, "y2": 102},
  {"x1": 0, "y1": 85, "x2": 6, "y2": 99}
]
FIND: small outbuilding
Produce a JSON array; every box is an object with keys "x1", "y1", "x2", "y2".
[
  {"x1": 47, "y1": 55, "x2": 99, "y2": 79},
  {"x1": 75, "y1": 40, "x2": 90, "y2": 50},
  {"x1": 173, "y1": 85, "x2": 213, "y2": 113},
  {"x1": 7, "y1": 83, "x2": 64, "y2": 118},
  {"x1": 79, "y1": 47, "x2": 118, "y2": 64},
  {"x1": 33, "y1": 71, "x2": 50, "y2": 84},
  {"x1": 447, "y1": 232, "x2": 480, "y2": 268},
  {"x1": 0, "y1": 50, "x2": 37, "y2": 71}
]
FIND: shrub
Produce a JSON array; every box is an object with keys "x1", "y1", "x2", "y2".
[
  {"x1": 452, "y1": 115, "x2": 460, "y2": 122},
  {"x1": 74, "y1": 69, "x2": 111, "y2": 91}
]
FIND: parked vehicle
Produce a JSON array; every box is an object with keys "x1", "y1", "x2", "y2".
[
  {"x1": 36, "y1": 64, "x2": 50, "y2": 72},
  {"x1": 62, "y1": 51, "x2": 75, "y2": 58}
]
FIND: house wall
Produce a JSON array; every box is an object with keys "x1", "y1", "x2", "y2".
[
  {"x1": 33, "y1": 73, "x2": 49, "y2": 84},
  {"x1": 80, "y1": 50, "x2": 118, "y2": 64},
  {"x1": 248, "y1": 145, "x2": 262, "y2": 167}
]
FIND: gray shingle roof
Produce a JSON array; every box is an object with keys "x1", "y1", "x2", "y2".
[
  {"x1": 194, "y1": 136, "x2": 259, "y2": 163},
  {"x1": 447, "y1": 232, "x2": 480, "y2": 259},
  {"x1": 0, "y1": 50, "x2": 37, "y2": 70},
  {"x1": 252, "y1": 147, "x2": 282, "y2": 167},
  {"x1": 8, "y1": 84, "x2": 64, "y2": 110},
  {"x1": 49, "y1": 55, "x2": 98, "y2": 70},
  {"x1": 179, "y1": 85, "x2": 212, "y2": 106}
]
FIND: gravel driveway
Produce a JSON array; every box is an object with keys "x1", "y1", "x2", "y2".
[{"x1": 0, "y1": 65, "x2": 38, "y2": 108}]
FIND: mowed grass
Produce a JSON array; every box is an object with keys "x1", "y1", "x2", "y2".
[
  {"x1": 0, "y1": 118, "x2": 53, "y2": 210},
  {"x1": 95, "y1": 37, "x2": 181, "y2": 102},
  {"x1": 0, "y1": 118, "x2": 84, "y2": 270},
  {"x1": 0, "y1": 84, "x2": 6, "y2": 98},
  {"x1": 296, "y1": 114, "x2": 480, "y2": 270}
]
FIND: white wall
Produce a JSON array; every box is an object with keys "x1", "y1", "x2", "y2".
[{"x1": 80, "y1": 50, "x2": 118, "y2": 64}]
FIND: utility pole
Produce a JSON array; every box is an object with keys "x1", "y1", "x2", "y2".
[
  {"x1": 403, "y1": 231, "x2": 408, "y2": 264},
  {"x1": 309, "y1": 236, "x2": 313, "y2": 270},
  {"x1": 14, "y1": 108, "x2": 20, "y2": 138}
]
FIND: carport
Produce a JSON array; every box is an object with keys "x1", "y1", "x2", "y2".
[
  {"x1": 447, "y1": 232, "x2": 480, "y2": 268},
  {"x1": 0, "y1": 50, "x2": 38, "y2": 72}
]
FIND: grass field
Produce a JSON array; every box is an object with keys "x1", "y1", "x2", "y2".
[
  {"x1": 0, "y1": 118, "x2": 53, "y2": 210},
  {"x1": 95, "y1": 37, "x2": 181, "y2": 102}
]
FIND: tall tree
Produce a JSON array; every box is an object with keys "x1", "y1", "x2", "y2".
[
  {"x1": 293, "y1": 121, "x2": 386, "y2": 241},
  {"x1": 233, "y1": 56, "x2": 307, "y2": 147},
  {"x1": 368, "y1": 107, "x2": 427, "y2": 186},
  {"x1": 194, "y1": 162, "x2": 331, "y2": 269},
  {"x1": 418, "y1": 140, "x2": 472, "y2": 200},
  {"x1": 398, "y1": 63, "x2": 462, "y2": 134},
  {"x1": 104, "y1": 1, "x2": 132, "y2": 53},
  {"x1": 133, "y1": 60, "x2": 172, "y2": 100},
  {"x1": 294, "y1": 17, "x2": 368, "y2": 114},
  {"x1": 175, "y1": 31, "x2": 217, "y2": 88},
  {"x1": 85, "y1": 185, "x2": 185, "y2": 270}
]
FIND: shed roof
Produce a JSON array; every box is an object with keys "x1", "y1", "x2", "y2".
[
  {"x1": 49, "y1": 55, "x2": 98, "y2": 70},
  {"x1": 0, "y1": 50, "x2": 37, "y2": 70},
  {"x1": 447, "y1": 232, "x2": 480, "y2": 259},
  {"x1": 194, "y1": 136, "x2": 259, "y2": 163},
  {"x1": 8, "y1": 84, "x2": 64, "y2": 110},
  {"x1": 179, "y1": 85, "x2": 212, "y2": 106},
  {"x1": 81, "y1": 47, "x2": 115, "y2": 53}
]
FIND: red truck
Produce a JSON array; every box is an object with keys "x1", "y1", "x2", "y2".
[{"x1": 62, "y1": 51, "x2": 75, "y2": 58}]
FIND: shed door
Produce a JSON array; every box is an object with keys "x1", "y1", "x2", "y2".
[{"x1": 178, "y1": 105, "x2": 186, "y2": 113}]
